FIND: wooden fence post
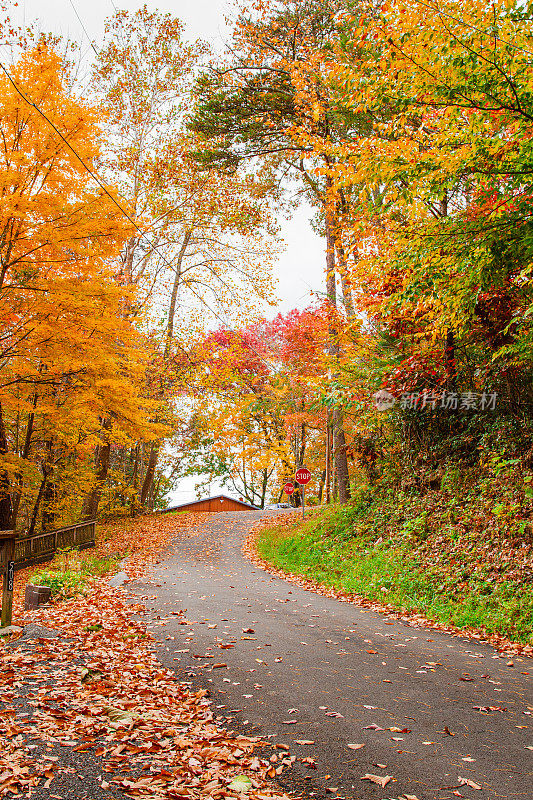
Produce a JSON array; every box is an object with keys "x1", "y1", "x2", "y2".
[{"x1": 1, "y1": 531, "x2": 16, "y2": 628}]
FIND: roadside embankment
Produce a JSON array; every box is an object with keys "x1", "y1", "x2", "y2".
[{"x1": 246, "y1": 494, "x2": 533, "y2": 656}]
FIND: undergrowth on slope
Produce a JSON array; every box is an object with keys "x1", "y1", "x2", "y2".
[{"x1": 255, "y1": 486, "x2": 533, "y2": 644}]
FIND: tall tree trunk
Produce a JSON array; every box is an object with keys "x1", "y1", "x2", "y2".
[
  {"x1": 28, "y1": 475, "x2": 47, "y2": 537},
  {"x1": 325, "y1": 416, "x2": 332, "y2": 504},
  {"x1": 445, "y1": 329, "x2": 457, "y2": 393},
  {"x1": 438, "y1": 194, "x2": 456, "y2": 396},
  {"x1": 0, "y1": 402, "x2": 12, "y2": 529},
  {"x1": 131, "y1": 444, "x2": 140, "y2": 516},
  {"x1": 336, "y1": 243, "x2": 355, "y2": 319},
  {"x1": 139, "y1": 229, "x2": 192, "y2": 510},
  {"x1": 140, "y1": 441, "x2": 159, "y2": 507},
  {"x1": 42, "y1": 438, "x2": 57, "y2": 531},
  {"x1": 325, "y1": 205, "x2": 351, "y2": 503},
  {"x1": 11, "y1": 391, "x2": 38, "y2": 530},
  {"x1": 318, "y1": 467, "x2": 326, "y2": 503},
  {"x1": 260, "y1": 468, "x2": 268, "y2": 509},
  {"x1": 82, "y1": 418, "x2": 112, "y2": 519},
  {"x1": 165, "y1": 229, "x2": 192, "y2": 359}
]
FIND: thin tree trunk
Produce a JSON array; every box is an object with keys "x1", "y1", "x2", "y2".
[
  {"x1": 139, "y1": 229, "x2": 192, "y2": 509},
  {"x1": 325, "y1": 205, "x2": 351, "y2": 503},
  {"x1": 445, "y1": 329, "x2": 457, "y2": 393},
  {"x1": 41, "y1": 439, "x2": 57, "y2": 531},
  {"x1": 325, "y1": 416, "x2": 332, "y2": 504},
  {"x1": 438, "y1": 194, "x2": 456, "y2": 396},
  {"x1": 165, "y1": 229, "x2": 192, "y2": 359},
  {"x1": 318, "y1": 467, "x2": 326, "y2": 503},
  {"x1": 260, "y1": 468, "x2": 268, "y2": 509},
  {"x1": 140, "y1": 441, "x2": 159, "y2": 507},
  {"x1": 336, "y1": 243, "x2": 355, "y2": 319},
  {"x1": 298, "y1": 418, "x2": 306, "y2": 467},
  {"x1": 11, "y1": 391, "x2": 38, "y2": 530},
  {"x1": 82, "y1": 418, "x2": 112, "y2": 519},
  {"x1": 131, "y1": 444, "x2": 140, "y2": 516},
  {"x1": 0, "y1": 402, "x2": 12, "y2": 529},
  {"x1": 28, "y1": 475, "x2": 47, "y2": 537},
  {"x1": 332, "y1": 408, "x2": 351, "y2": 501}
]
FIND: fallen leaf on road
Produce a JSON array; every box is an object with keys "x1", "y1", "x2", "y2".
[
  {"x1": 228, "y1": 775, "x2": 253, "y2": 792},
  {"x1": 295, "y1": 740, "x2": 315, "y2": 745},
  {"x1": 458, "y1": 776, "x2": 482, "y2": 790},
  {"x1": 347, "y1": 744, "x2": 365, "y2": 750},
  {"x1": 364, "y1": 724, "x2": 385, "y2": 731},
  {"x1": 361, "y1": 773, "x2": 392, "y2": 787}
]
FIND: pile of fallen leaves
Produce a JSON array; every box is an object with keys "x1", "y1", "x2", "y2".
[
  {"x1": 243, "y1": 514, "x2": 533, "y2": 658},
  {"x1": 94, "y1": 512, "x2": 214, "y2": 579},
  {"x1": 10, "y1": 512, "x2": 211, "y2": 620},
  {"x1": 1, "y1": 513, "x2": 292, "y2": 799}
]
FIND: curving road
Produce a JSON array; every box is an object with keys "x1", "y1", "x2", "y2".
[{"x1": 132, "y1": 510, "x2": 533, "y2": 800}]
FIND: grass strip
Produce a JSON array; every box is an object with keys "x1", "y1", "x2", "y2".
[{"x1": 255, "y1": 503, "x2": 533, "y2": 645}]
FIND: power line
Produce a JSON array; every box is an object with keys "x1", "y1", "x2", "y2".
[
  {"x1": 0, "y1": 57, "x2": 280, "y2": 373},
  {"x1": 67, "y1": 0, "x2": 99, "y2": 56},
  {"x1": 0, "y1": 59, "x2": 145, "y2": 243}
]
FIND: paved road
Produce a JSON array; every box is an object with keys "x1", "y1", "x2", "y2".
[{"x1": 132, "y1": 510, "x2": 533, "y2": 800}]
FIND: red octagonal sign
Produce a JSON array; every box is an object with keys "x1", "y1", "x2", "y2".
[
  {"x1": 283, "y1": 482, "x2": 295, "y2": 495},
  {"x1": 295, "y1": 467, "x2": 311, "y2": 485}
]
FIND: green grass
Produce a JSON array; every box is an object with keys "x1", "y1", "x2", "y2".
[
  {"x1": 256, "y1": 502, "x2": 533, "y2": 645},
  {"x1": 30, "y1": 549, "x2": 121, "y2": 599}
]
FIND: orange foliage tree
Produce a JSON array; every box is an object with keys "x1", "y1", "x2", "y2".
[{"x1": 0, "y1": 42, "x2": 158, "y2": 531}]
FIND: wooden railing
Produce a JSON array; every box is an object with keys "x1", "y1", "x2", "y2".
[{"x1": 13, "y1": 519, "x2": 96, "y2": 570}]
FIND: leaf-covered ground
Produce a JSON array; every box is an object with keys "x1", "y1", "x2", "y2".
[
  {"x1": 1, "y1": 513, "x2": 292, "y2": 800},
  {"x1": 249, "y1": 500, "x2": 533, "y2": 656}
]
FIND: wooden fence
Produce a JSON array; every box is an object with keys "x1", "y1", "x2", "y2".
[{"x1": 13, "y1": 519, "x2": 96, "y2": 570}]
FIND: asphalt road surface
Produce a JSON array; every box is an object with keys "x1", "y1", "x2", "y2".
[{"x1": 132, "y1": 510, "x2": 533, "y2": 800}]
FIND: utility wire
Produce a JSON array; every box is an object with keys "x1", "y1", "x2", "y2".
[
  {"x1": 0, "y1": 57, "x2": 280, "y2": 372},
  {"x1": 67, "y1": 0, "x2": 99, "y2": 56}
]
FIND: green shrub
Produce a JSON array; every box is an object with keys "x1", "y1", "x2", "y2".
[
  {"x1": 29, "y1": 549, "x2": 121, "y2": 599},
  {"x1": 30, "y1": 568, "x2": 87, "y2": 599}
]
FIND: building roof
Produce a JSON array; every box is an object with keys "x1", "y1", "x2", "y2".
[{"x1": 161, "y1": 494, "x2": 258, "y2": 513}]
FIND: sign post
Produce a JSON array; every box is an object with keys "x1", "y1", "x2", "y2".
[
  {"x1": 0, "y1": 531, "x2": 16, "y2": 629},
  {"x1": 295, "y1": 467, "x2": 311, "y2": 519}
]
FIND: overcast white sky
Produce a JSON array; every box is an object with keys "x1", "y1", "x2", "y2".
[
  {"x1": 8, "y1": 0, "x2": 326, "y2": 504},
  {"x1": 10, "y1": 0, "x2": 326, "y2": 317}
]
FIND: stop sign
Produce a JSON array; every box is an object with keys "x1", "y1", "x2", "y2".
[
  {"x1": 295, "y1": 467, "x2": 311, "y2": 485},
  {"x1": 283, "y1": 482, "x2": 295, "y2": 495}
]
